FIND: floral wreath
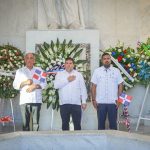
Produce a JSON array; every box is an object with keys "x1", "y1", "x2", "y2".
[
  {"x1": 0, "y1": 45, "x2": 24, "y2": 99},
  {"x1": 106, "y1": 41, "x2": 139, "y2": 90},
  {"x1": 137, "y1": 38, "x2": 150, "y2": 86},
  {"x1": 36, "y1": 39, "x2": 90, "y2": 110}
]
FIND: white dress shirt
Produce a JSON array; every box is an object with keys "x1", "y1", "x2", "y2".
[
  {"x1": 54, "y1": 69, "x2": 87, "y2": 105},
  {"x1": 13, "y1": 66, "x2": 47, "y2": 105},
  {"x1": 91, "y1": 66, "x2": 123, "y2": 104}
]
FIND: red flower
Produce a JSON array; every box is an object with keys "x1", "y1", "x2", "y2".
[
  {"x1": 123, "y1": 49, "x2": 127, "y2": 54},
  {"x1": 15, "y1": 52, "x2": 20, "y2": 56},
  {"x1": 117, "y1": 56, "x2": 123, "y2": 62}
]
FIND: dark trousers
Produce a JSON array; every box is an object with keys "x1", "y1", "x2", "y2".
[
  {"x1": 97, "y1": 104, "x2": 117, "y2": 130},
  {"x1": 20, "y1": 103, "x2": 41, "y2": 131},
  {"x1": 60, "y1": 104, "x2": 81, "y2": 130}
]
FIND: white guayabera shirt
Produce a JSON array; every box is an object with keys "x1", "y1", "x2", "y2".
[
  {"x1": 91, "y1": 66, "x2": 124, "y2": 104},
  {"x1": 13, "y1": 66, "x2": 47, "y2": 105},
  {"x1": 54, "y1": 69, "x2": 87, "y2": 105}
]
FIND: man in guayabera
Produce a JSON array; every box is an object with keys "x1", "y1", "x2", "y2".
[{"x1": 13, "y1": 52, "x2": 47, "y2": 131}]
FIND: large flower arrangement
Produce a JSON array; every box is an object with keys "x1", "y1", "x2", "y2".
[
  {"x1": 36, "y1": 39, "x2": 90, "y2": 110},
  {"x1": 137, "y1": 38, "x2": 150, "y2": 85},
  {"x1": 106, "y1": 42, "x2": 139, "y2": 90},
  {"x1": 0, "y1": 45, "x2": 24, "y2": 99}
]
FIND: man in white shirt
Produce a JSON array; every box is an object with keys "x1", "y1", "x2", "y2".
[
  {"x1": 13, "y1": 53, "x2": 47, "y2": 131},
  {"x1": 91, "y1": 53, "x2": 123, "y2": 130},
  {"x1": 54, "y1": 57, "x2": 87, "y2": 130}
]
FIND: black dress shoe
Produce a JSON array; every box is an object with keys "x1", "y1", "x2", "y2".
[{"x1": 23, "y1": 127, "x2": 30, "y2": 131}]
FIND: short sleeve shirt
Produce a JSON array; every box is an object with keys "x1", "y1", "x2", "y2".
[{"x1": 91, "y1": 66, "x2": 123, "y2": 104}]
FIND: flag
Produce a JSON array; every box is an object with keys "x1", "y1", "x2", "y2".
[
  {"x1": 118, "y1": 93, "x2": 133, "y2": 106},
  {"x1": 33, "y1": 69, "x2": 47, "y2": 83}
]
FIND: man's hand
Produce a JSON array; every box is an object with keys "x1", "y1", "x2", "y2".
[
  {"x1": 67, "y1": 75, "x2": 76, "y2": 82},
  {"x1": 26, "y1": 84, "x2": 36, "y2": 93},
  {"x1": 81, "y1": 103, "x2": 87, "y2": 111},
  {"x1": 26, "y1": 79, "x2": 33, "y2": 85},
  {"x1": 92, "y1": 100, "x2": 97, "y2": 110},
  {"x1": 20, "y1": 79, "x2": 33, "y2": 88}
]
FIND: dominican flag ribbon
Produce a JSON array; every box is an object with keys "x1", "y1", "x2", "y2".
[
  {"x1": 118, "y1": 93, "x2": 133, "y2": 106},
  {"x1": 33, "y1": 69, "x2": 47, "y2": 83},
  {"x1": 47, "y1": 64, "x2": 64, "y2": 75}
]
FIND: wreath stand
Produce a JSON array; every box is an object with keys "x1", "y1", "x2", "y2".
[
  {"x1": 0, "y1": 70, "x2": 16, "y2": 132},
  {"x1": 110, "y1": 55, "x2": 134, "y2": 132},
  {"x1": 135, "y1": 84, "x2": 150, "y2": 131},
  {"x1": 50, "y1": 108, "x2": 54, "y2": 130},
  {"x1": 0, "y1": 98, "x2": 16, "y2": 132}
]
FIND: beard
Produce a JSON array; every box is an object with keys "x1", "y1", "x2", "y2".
[{"x1": 103, "y1": 64, "x2": 110, "y2": 68}]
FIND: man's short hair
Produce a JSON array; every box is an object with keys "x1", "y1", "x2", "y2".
[
  {"x1": 101, "y1": 52, "x2": 111, "y2": 59},
  {"x1": 24, "y1": 52, "x2": 35, "y2": 58},
  {"x1": 65, "y1": 57, "x2": 74, "y2": 63}
]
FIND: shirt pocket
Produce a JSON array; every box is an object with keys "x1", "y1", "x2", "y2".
[{"x1": 97, "y1": 74, "x2": 106, "y2": 82}]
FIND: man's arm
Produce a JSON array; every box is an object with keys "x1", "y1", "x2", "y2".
[
  {"x1": 20, "y1": 79, "x2": 33, "y2": 89},
  {"x1": 91, "y1": 83, "x2": 97, "y2": 109},
  {"x1": 79, "y1": 74, "x2": 87, "y2": 110},
  {"x1": 26, "y1": 83, "x2": 42, "y2": 93},
  {"x1": 118, "y1": 82, "x2": 123, "y2": 97},
  {"x1": 54, "y1": 73, "x2": 75, "y2": 89}
]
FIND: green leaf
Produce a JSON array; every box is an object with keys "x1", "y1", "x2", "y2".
[
  {"x1": 39, "y1": 46, "x2": 48, "y2": 59},
  {"x1": 62, "y1": 39, "x2": 66, "y2": 57},
  {"x1": 68, "y1": 40, "x2": 72, "y2": 47},
  {"x1": 67, "y1": 44, "x2": 80, "y2": 57},
  {"x1": 76, "y1": 60, "x2": 87, "y2": 64},
  {"x1": 73, "y1": 49, "x2": 83, "y2": 58},
  {"x1": 56, "y1": 38, "x2": 60, "y2": 49},
  {"x1": 43, "y1": 42, "x2": 50, "y2": 50}
]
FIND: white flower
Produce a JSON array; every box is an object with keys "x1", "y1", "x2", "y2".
[
  {"x1": 57, "y1": 62, "x2": 61, "y2": 65},
  {"x1": 128, "y1": 64, "x2": 131, "y2": 67},
  {"x1": 51, "y1": 60, "x2": 56, "y2": 64},
  {"x1": 122, "y1": 58, "x2": 126, "y2": 62},
  {"x1": 141, "y1": 55, "x2": 145, "y2": 59},
  {"x1": 77, "y1": 64, "x2": 82, "y2": 67},
  {"x1": 123, "y1": 77, "x2": 127, "y2": 80},
  {"x1": 129, "y1": 68, "x2": 133, "y2": 72},
  {"x1": 118, "y1": 49, "x2": 122, "y2": 52},
  {"x1": 125, "y1": 86, "x2": 128, "y2": 90},
  {"x1": 54, "y1": 47, "x2": 57, "y2": 52},
  {"x1": 135, "y1": 53, "x2": 140, "y2": 57},
  {"x1": 49, "y1": 96, "x2": 53, "y2": 101},
  {"x1": 133, "y1": 73, "x2": 137, "y2": 77}
]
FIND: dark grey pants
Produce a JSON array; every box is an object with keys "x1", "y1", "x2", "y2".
[{"x1": 20, "y1": 103, "x2": 41, "y2": 131}]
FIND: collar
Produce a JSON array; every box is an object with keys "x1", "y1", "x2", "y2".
[
  {"x1": 65, "y1": 69, "x2": 75, "y2": 74},
  {"x1": 102, "y1": 66, "x2": 112, "y2": 72},
  {"x1": 25, "y1": 66, "x2": 35, "y2": 71}
]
